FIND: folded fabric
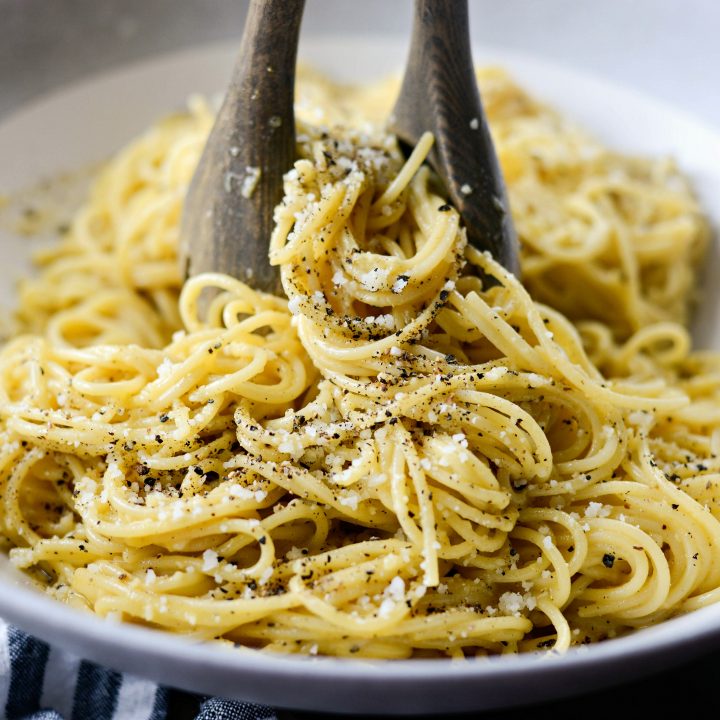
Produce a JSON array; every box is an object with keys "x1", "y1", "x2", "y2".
[{"x1": 0, "y1": 620, "x2": 278, "y2": 720}]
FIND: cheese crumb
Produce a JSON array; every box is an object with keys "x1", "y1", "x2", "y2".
[
  {"x1": 498, "y1": 592, "x2": 525, "y2": 615},
  {"x1": 386, "y1": 576, "x2": 405, "y2": 602},
  {"x1": 392, "y1": 276, "x2": 409, "y2": 293},
  {"x1": 585, "y1": 501, "x2": 611, "y2": 518},
  {"x1": 338, "y1": 493, "x2": 360, "y2": 511},
  {"x1": 241, "y1": 166, "x2": 261, "y2": 198},
  {"x1": 358, "y1": 267, "x2": 389, "y2": 291},
  {"x1": 378, "y1": 598, "x2": 396, "y2": 618},
  {"x1": 202, "y1": 549, "x2": 219, "y2": 572},
  {"x1": 484, "y1": 366, "x2": 508, "y2": 382},
  {"x1": 287, "y1": 295, "x2": 304, "y2": 315}
]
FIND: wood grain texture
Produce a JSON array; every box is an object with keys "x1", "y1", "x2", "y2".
[
  {"x1": 180, "y1": 0, "x2": 305, "y2": 294},
  {"x1": 390, "y1": 0, "x2": 520, "y2": 276}
]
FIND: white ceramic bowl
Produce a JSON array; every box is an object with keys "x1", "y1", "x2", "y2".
[{"x1": 1, "y1": 38, "x2": 720, "y2": 715}]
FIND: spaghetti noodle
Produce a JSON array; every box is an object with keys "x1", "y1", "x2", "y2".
[{"x1": 0, "y1": 69, "x2": 716, "y2": 659}]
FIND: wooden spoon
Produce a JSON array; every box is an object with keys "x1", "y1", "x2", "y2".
[
  {"x1": 390, "y1": 0, "x2": 520, "y2": 276},
  {"x1": 179, "y1": 0, "x2": 305, "y2": 295}
]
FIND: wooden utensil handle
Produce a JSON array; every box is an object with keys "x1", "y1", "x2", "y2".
[
  {"x1": 393, "y1": 0, "x2": 520, "y2": 276},
  {"x1": 181, "y1": 0, "x2": 305, "y2": 293}
]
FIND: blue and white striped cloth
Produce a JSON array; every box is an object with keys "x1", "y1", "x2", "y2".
[{"x1": 0, "y1": 621, "x2": 278, "y2": 720}]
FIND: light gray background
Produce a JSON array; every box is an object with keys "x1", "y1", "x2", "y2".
[{"x1": 1, "y1": 0, "x2": 719, "y2": 127}]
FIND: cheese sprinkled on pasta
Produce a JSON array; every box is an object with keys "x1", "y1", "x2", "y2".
[{"x1": 0, "y1": 70, "x2": 715, "y2": 659}]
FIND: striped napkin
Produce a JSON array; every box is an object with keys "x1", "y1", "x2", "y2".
[{"x1": 0, "y1": 620, "x2": 278, "y2": 720}]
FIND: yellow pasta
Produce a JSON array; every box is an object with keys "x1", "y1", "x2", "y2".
[{"x1": 0, "y1": 69, "x2": 715, "y2": 659}]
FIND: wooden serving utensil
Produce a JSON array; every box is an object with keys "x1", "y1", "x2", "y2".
[
  {"x1": 390, "y1": 0, "x2": 519, "y2": 276},
  {"x1": 180, "y1": 0, "x2": 304, "y2": 295}
]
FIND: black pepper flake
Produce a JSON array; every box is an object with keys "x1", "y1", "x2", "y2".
[
  {"x1": 204, "y1": 470, "x2": 219, "y2": 482},
  {"x1": 602, "y1": 553, "x2": 615, "y2": 568},
  {"x1": 437, "y1": 204, "x2": 451, "y2": 212},
  {"x1": 193, "y1": 466, "x2": 204, "y2": 476},
  {"x1": 159, "y1": 414, "x2": 169, "y2": 423},
  {"x1": 258, "y1": 536, "x2": 267, "y2": 545},
  {"x1": 671, "y1": 503, "x2": 679, "y2": 510}
]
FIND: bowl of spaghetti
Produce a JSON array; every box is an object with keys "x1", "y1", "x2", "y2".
[{"x1": 0, "y1": 26, "x2": 720, "y2": 714}]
